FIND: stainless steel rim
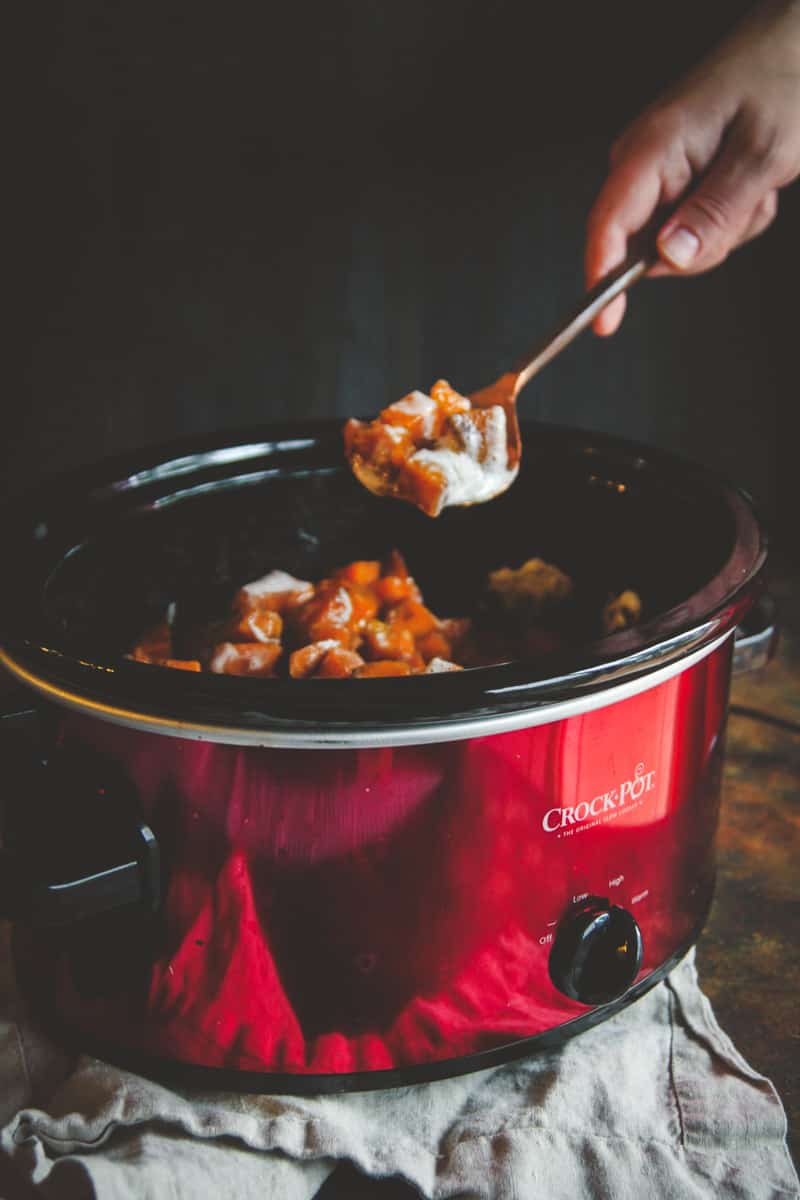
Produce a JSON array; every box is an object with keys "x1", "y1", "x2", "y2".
[{"x1": 0, "y1": 631, "x2": 731, "y2": 749}]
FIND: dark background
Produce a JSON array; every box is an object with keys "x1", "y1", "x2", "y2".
[{"x1": 9, "y1": 2, "x2": 798, "y2": 545}]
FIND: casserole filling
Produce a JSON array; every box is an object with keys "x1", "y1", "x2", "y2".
[
  {"x1": 344, "y1": 380, "x2": 518, "y2": 517},
  {"x1": 129, "y1": 553, "x2": 641, "y2": 679}
]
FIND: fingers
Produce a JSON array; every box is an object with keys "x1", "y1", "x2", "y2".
[
  {"x1": 632, "y1": 185, "x2": 778, "y2": 279},
  {"x1": 586, "y1": 111, "x2": 694, "y2": 335},
  {"x1": 586, "y1": 100, "x2": 789, "y2": 336},
  {"x1": 585, "y1": 160, "x2": 659, "y2": 336},
  {"x1": 593, "y1": 184, "x2": 777, "y2": 333},
  {"x1": 656, "y1": 118, "x2": 785, "y2": 273},
  {"x1": 594, "y1": 293, "x2": 626, "y2": 338},
  {"x1": 586, "y1": 213, "x2": 631, "y2": 336}
]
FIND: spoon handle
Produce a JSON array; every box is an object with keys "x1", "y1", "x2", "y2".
[{"x1": 514, "y1": 252, "x2": 655, "y2": 393}]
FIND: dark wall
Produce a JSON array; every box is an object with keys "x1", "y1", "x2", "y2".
[{"x1": 9, "y1": 2, "x2": 797, "y2": 540}]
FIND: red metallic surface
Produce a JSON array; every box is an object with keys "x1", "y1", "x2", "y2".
[{"x1": 17, "y1": 638, "x2": 733, "y2": 1078}]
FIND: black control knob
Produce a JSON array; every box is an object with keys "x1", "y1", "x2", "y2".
[{"x1": 549, "y1": 900, "x2": 643, "y2": 1006}]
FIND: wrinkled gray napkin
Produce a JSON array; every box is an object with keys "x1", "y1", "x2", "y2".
[{"x1": 0, "y1": 923, "x2": 796, "y2": 1200}]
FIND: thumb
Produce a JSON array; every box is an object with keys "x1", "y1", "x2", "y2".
[{"x1": 656, "y1": 121, "x2": 779, "y2": 274}]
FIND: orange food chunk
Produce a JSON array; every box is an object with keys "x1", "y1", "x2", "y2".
[
  {"x1": 361, "y1": 619, "x2": 416, "y2": 662},
  {"x1": 233, "y1": 610, "x2": 284, "y2": 643},
  {"x1": 375, "y1": 575, "x2": 422, "y2": 606},
  {"x1": 292, "y1": 582, "x2": 359, "y2": 646},
  {"x1": 289, "y1": 640, "x2": 340, "y2": 679},
  {"x1": 386, "y1": 600, "x2": 438, "y2": 637},
  {"x1": 355, "y1": 660, "x2": 412, "y2": 678},
  {"x1": 162, "y1": 658, "x2": 202, "y2": 672},
  {"x1": 132, "y1": 620, "x2": 172, "y2": 661},
  {"x1": 417, "y1": 630, "x2": 453, "y2": 662},
  {"x1": 379, "y1": 392, "x2": 443, "y2": 441},
  {"x1": 316, "y1": 646, "x2": 366, "y2": 678},
  {"x1": 344, "y1": 419, "x2": 411, "y2": 471},
  {"x1": 235, "y1": 570, "x2": 314, "y2": 615},
  {"x1": 209, "y1": 642, "x2": 282, "y2": 677},
  {"x1": 345, "y1": 583, "x2": 381, "y2": 627},
  {"x1": 334, "y1": 560, "x2": 381, "y2": 587},
  {"x1": 400, "y1": 457, "x2": 448, "y2": 519}
]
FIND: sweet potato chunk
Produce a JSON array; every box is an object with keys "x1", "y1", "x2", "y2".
[
  {"x1": 386, "y1": 600, "x2": 438, "y2": 637},
  {"x1": 292, "y1": 583, "x2": 360, "y2": 647},
  {"x1": 355, "y1": 660, "x2": 412, "y2": 678},
  {"x1": 130, "y1": 620, "x2": 172, "y2": 661},
  {"x1": 333, "y1": 560, "x2": 381, "y2": 586},
  {"x1": 233, "y1": 610, "x2": 284, "y2": 643},
  {"x1": 289, "y1": 640, "x2": 340, "y2": 679},
  {"x1": 375, "y1": 574, "x2": 422, "y2": 606},
  {"x1": 361, "y1": 620, "x2": 417, "y2": 662},
  {"x1": 209, "y1": 642, "x2": 282, "y2": 677},
  {"x1": 316, "y1": 647, "x2": 365, "y2": 678},
  {"x1": 417, "y1": 630, "x2": 453, "y2": 663},
  {"x1": 235, "y1": 570, "x2": 313, "y2": 615}
]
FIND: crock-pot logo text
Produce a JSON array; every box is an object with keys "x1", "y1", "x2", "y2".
[{"x1": 542, "y1": 763, "x2": 657, "y2": 836}]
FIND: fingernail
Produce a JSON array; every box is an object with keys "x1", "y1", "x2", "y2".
[{"x1": 658, "y1": 226, "x2": 700, "y2": 269}]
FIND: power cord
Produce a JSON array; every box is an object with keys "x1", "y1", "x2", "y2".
[{"x1": 729, "y1": 704, "x2": 800, "y2": 736}]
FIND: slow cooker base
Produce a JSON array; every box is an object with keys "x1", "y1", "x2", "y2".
[{"x1": 20, "y1": 924, "x2": 704, "y2": 1095}]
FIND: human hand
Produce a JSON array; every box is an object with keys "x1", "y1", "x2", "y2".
[{"x1": 586, "y1": 0, "x2": 800, "y2": 335}]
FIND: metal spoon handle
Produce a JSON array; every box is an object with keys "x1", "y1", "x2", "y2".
[{"x1": 514, "y1": 253, "x2": 653, "y2": 393}]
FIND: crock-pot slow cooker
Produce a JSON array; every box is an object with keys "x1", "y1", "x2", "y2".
[{"x1": 0, "y1": 421, "x2": 770, "y2": 1093}]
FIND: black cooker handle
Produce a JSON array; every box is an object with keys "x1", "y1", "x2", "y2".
[
  {"x1": 0, "y1": 831, "x2": 159, "y2": 927},
  {"x1": 0, "y1": 704, "x2": 160, "y2": 928},
  {"x1": 732, "y1": 594, "x2": 778, "y2": 675}
]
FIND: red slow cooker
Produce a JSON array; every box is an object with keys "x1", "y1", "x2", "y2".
[{"x1": 0, "y1": 421, "x2": 770, "y2": 1092}]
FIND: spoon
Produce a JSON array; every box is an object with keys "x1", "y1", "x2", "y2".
[
  {"x1": 469, "y1": 240, "x2": 656, "y2": 468},
  {"x1": 345, "y1": 230, "x2": 659, "y2": 515}
]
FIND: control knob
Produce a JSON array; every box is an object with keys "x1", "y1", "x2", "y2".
[{"x1": 548, "y1": 900, "x2": 643, "y2": 1006}]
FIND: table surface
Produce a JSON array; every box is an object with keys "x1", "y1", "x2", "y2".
[
  {"x1": 695, "y1": 554, "x2": 800, "y2": 1161},
  {"x1": 1, "y1": 558, "x2": 797, "y2": 1198}
]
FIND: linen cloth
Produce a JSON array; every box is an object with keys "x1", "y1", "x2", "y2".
[{"x1": 0, "y1": 924, "x2": 796, "y2": 1200}]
